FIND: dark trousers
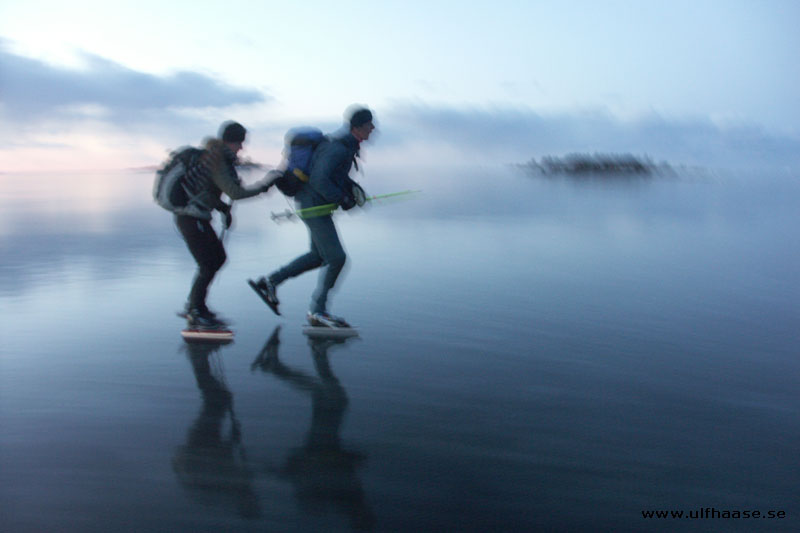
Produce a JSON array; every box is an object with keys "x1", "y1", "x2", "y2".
[{"x1": 176, "y1": 215, "x2": 226, "y2": 310}]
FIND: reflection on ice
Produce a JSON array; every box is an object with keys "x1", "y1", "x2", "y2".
[
  {"x1": 174, "y1": 341, "x2": 260, "y2": 519},
  {"x1": 251, "y1": 326, "x2": 375, "y2": 531},
  {"x1": 170, "y1": 327, "x2": 375, "y2": 529}
]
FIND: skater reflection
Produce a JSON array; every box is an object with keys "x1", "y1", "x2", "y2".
[
  {"x1": 252, "y1": 326, "x2": 375, "y2": 530},
  {"x1": 173, "y1": 340, "x2": 260, "y2": 519}
]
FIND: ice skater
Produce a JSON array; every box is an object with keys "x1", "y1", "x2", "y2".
[
  {"x1": 250, "y1": 106, "x2": 375, "y2": 329},
  {"x1": 176, "y1": 121, "x2": 272, "y2": 328}
]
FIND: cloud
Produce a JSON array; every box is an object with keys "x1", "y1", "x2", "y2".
[
  {"x1": 377, "y1": 103, "x2": 800, "y2": 170},
  {"x1": 0, "y1": 41, "x2": 268, "y2": 125},
  {"x1": 2, "y1": 37, "x2": 798, "y2": 173}
]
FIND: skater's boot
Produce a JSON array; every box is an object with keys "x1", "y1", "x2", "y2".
[
  {"x1": 248, "y1": 277, "x2": 280, "y2": 316},
  {"x1": 307, "y1": 311, "x2": 350, "y2": 328},
  {"x1": 181, "y1": 303, "x2": 228, "y2": 326},
  {"x1": 187, "y1": 307, "x2": 227, "y2": 329}
]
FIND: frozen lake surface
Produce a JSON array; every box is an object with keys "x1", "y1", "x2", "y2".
[{"x1": 1, "y1": 166, "x2": 798, "y2": 531}]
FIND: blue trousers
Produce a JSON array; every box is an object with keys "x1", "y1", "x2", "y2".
[{"x1": 270, "y1": 215, "x2": 346, "y2": 314}]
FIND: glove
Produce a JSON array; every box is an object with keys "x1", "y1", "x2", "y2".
[
  {"x1": 341, "y1": 194, "x2": 356, "y2": 211},
  {"x1": 352, "y1": 181, "x2": 367, "y2": 207},
  {"x1": 261, "y1": 169, "x2": 283, "y2": 192},
  {"x1": 218, "y1": 202, "x2": 233, "y2": 228}
]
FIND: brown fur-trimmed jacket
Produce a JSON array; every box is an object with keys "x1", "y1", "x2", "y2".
[{"x1": 181, "y1": 138, "x2": 264, "y2": 220}]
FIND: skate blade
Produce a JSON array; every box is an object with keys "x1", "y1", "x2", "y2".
[
  {"x1": 247, "y1": 279, "x2": 281, "y2": 316},
  {"x1": 302, "y1": 326, "x2": 359, "y2": 338},
  {"x1": 181, "y1": 328, "x2": 234, "y2": 342}
]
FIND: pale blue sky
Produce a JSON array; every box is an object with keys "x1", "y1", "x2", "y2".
[{"x1": 1, "y1": 0, "x2": 798, "y2": 170}]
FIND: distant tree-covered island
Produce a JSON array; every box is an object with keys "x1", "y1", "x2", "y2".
[{"x1": 519, "y1": 153, "x2": 673, "y2": 177}]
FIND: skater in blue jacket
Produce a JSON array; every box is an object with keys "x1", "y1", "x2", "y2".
[{"x1": 252, "y1": 106, "x2": 375, "y2": 328}]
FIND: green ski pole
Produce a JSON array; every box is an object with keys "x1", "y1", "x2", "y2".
[{"x1": 270, "y1": 190, "x2": 421, "y2": 222}]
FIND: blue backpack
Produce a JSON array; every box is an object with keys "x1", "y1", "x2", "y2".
[{"x1": 273, "y1": 127, "x2": 325, "y2": 196}]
